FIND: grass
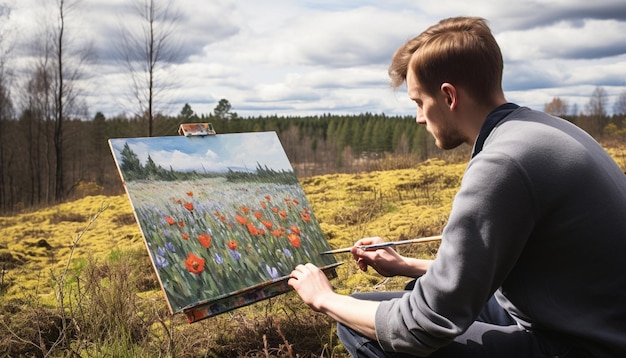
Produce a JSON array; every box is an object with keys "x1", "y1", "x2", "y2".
[
  {"x1": 0, "y1": 195, "x2": 143, "y2": 305},
  {"x1": 0, "y1": 146, "x2": 623, "y2": 357}
]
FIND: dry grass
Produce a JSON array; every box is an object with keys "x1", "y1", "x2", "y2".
[{"x1": 0, "y1": 195, "x2": 143, "y2": 305}]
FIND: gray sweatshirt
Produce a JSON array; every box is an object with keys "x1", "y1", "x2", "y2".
[{"x1": 375, "y1": 107, "x2": 626, "y2": 357}]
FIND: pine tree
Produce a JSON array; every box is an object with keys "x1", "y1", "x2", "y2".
[{"x1": 119, "y1": 143, "x2": 144, "y2": 180}]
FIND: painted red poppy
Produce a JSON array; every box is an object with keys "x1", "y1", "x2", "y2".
[
  {"x1": 226, "y1": 240, "x2": 238, "y2": 251},
  {"x1": 247, "y1": 223, "x2": 259, "y2": 236},
  {"x1": 288, "y1": 233, "x2": 301, "y2": 248},
  {"x1": 184, "y1": 253, "x2": 205, "y2": 274},
  {"x1": 198, "y1": 234, "x2": 211, "y2": 248},
  {"x1": 235, "y1": 215, "x2": 247, "y2": 225}
]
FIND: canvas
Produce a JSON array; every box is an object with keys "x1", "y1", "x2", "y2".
[{"x1": 109, "y1": 130, "x2": 339, "y2": 323}]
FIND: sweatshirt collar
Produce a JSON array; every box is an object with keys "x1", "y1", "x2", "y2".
[{"x1": 471, "y1": 103, "x2": 519, "y2": 158}]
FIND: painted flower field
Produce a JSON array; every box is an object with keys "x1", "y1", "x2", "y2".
[{"x1": 126, "y1": 177, "x2": 336, "y2": 315}]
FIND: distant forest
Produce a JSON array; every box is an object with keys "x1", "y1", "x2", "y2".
[
  {"x1": 1, "y1": 99, "x2": 625, "y2": 214},
  {"x1": 0, "y1": 103, "x2": 437, "y2": 213}
]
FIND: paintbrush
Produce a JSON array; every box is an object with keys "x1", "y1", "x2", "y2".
[{"x1": 320, "y1": 235, "x2": 442, "y2": 255}]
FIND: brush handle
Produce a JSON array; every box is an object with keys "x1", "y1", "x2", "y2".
[{"x1": 320, "y1": 235, "x2": 442, "y2": 255}]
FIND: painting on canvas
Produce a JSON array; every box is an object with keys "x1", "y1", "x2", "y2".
[{"x1": 109, "y1": 131, "x2": 339, "y2": 322}]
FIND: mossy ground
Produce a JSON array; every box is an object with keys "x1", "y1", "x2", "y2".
[{"x1": 1, "y1": 146, "x2": 623, "y2": 356}]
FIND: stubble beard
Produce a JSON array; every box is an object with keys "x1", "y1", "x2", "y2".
[{"x1": 429, "y1": 126, "x2": 465, "y2": 150}]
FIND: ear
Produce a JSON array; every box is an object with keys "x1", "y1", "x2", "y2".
[{"x1": 440, "y1": 83, "x2": 457, "y2": 110}]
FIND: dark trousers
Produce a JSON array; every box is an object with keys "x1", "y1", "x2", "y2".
[{"x1": 336, "y1": 285, "x2": 578, "y2": 358}]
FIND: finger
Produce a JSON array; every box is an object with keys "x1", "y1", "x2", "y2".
[
  {"x1": 287, "y1": 277, "x2": 296, "y2": 286},
  {"x1": 293, "y1": 264, "x2": 306, "y2": 273},
  {"x1": 357, "y1": 258, "x2": 368, "y2": 272},
  {"x1": 351, "y1": 247, "x2": 360, "y2": 261},
  {"x1": 304, "y1": 262, "x2": 318, "y2": 270},
  {"x1": 290, "y1": 266, "x2": 305, "y2": 277},
  {"x1": 359, "y1": 236, "x2": 382, "y2": 246}
]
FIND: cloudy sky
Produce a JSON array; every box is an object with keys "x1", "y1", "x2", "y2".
[{"x1": 5, "y1": 0, "x2": 626, "y2": 119}]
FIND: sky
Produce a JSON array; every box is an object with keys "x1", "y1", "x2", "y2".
[{"x1": 4, "y1": 0, "x2": 626, "y2": 119}]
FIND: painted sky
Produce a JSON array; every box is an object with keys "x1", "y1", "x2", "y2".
[
  {"x1": 5, "y1": 0, "x2": 626, "y2": 119},
  {"x1": 110, "y1": 131, "x2": 293, "y2": 173}
]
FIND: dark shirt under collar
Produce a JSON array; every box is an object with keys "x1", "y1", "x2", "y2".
[{"x1": 471, "y1": 103, "x2": 520, "y2": 158}]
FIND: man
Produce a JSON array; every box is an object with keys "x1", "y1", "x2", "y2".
[{"x1": 288, "y1": 16, "x2": 626, "y2": 357}]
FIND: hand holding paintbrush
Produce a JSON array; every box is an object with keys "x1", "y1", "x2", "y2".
[{"x1": 320, "y1": 235, "x2": 442, "y2": 255}]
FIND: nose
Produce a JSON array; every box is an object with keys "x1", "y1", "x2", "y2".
[{"x1": 416, "y1": 107, "x2": 426, "y2": 125}]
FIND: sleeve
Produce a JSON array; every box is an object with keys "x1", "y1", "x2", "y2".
[{"x1": 375, "y1": 151, "x2": 537, "y2": 355}]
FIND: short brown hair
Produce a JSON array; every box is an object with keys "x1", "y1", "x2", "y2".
[{"x1": 388, "y1": 17, "x2": 503, "y2": 105}]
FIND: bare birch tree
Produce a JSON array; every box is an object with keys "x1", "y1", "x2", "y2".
[
  {"x1": 117, "y1": 0, "x2": 182, "y2": 137},
  {"x1": 24, "y1": 0, "x2": 93, "y2": 202},
  {"x1": 0, "y1": 3, "x2": 14, "y2": 211},
  {"x1": 613, "y1": 89, "x2": 626, "y2": 116},
  {"x1": 583, "y1": 86, "x2": 608, "y2": 137},
  {"x1": 585, "y1": 86, "x2": 608, "y2": 117}
]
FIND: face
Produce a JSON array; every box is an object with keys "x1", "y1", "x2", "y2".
[{"x1": 406, "y1": 67, "x2": 465, "y2": 150}]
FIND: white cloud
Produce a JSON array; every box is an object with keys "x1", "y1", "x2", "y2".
[
  {"x1": 4, "y1": 0, "x2": 626, "y2": 120},
  {"x1": 499, "y1": 19, "x2": 626, "y2": 62},
  {"x1": 204, "y1": 149, "x2": 219, "y2": 161}
]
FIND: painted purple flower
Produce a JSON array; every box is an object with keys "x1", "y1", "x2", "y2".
[
  {"x1": 229, "y1": 249, "x2": 241, "y2": 261},
  {"x1": 283, "y1": 248, "x2": 292, "y2": 258},
  {"x1": 157, "y1": 247, "x2": 166, "y2": 256},
  {"x1": 163, "y1": 229, "x2": 172, "y2": 238},
  {"x1": 165, "y1": 242, "x2": 175, "y2": 252},
  {"x1": 266, "y1": 265, "x2": 280, "y2": 279},
  {"x1": 155, "y1": 254, "x2": 168, "y2": 268},
  {"x1": 214, "y1": 252, "x2": 224, "y2": 265}
]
